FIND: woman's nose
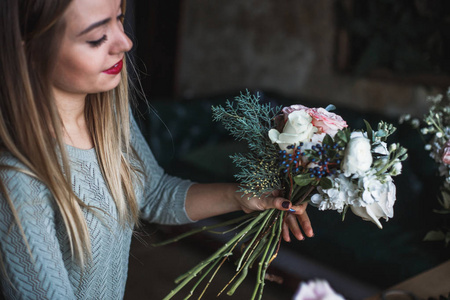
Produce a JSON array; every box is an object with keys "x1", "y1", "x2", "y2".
[{"x1": 110, "y1": 25, "x2": 133, "y2": 54}]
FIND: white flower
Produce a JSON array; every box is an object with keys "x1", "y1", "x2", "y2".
[
  {"x1": 341, "y1": 132, "x2": 373, "y2": 177},
  {"x1": 311, "y1": 174, "x2": 358, "y2": 212},
  {"x1": 269, "y1": 110, "x2": 317, "y2": 153},
  {"x1": 391, "y1": 161, "x2": 402, "y2": 176},
  {"x1": 355, "y1": 171, "x2": 381, "y2": 205},
  {"x1": 293, "y1": 279, "x2": 345, "y2": 300},
  {"x1": 350, "y1": 177, "x2": 396, "y2": 229},
  {"x1": 389, "y1": 143, "x2": 397, "y2": 152},
  {"x1": 372, "y1": 142, "x2": 388, "y2": 156}
]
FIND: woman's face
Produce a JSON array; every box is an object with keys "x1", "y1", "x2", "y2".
[{"x1": 52, "y1": 0, "x2": 132, "y2": 98}]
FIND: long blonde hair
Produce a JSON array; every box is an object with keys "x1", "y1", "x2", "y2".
[{"x1": 0, "y1": 0, "x2": 140, "y2": 267}]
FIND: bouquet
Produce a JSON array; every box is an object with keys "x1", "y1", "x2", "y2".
[
  {"x1": 400, "y1": 89, "x2": 450, "y2": 246},
  {"x1": 156, "y1": 91, "x2": 407, "y2": 300}
]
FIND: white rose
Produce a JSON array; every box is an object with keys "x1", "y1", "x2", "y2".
[
  {"x1": 351, "y1": 178, "x2": 396, "y2": 229},
  {"x1": 341, "y1": 132, "x2": 372, "y2": 177},
  {"x1": 269, "y1": 110, "x2": 317, "y2": 152}
]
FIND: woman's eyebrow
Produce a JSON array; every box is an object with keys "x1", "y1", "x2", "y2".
[{"x1": 77, "y1": 18, "x2": 111, "y2": 36}]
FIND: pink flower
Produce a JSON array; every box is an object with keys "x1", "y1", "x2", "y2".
[
  {"x1": 442, "y1": 141, "x2": 450, "y2": 164},
  {"x1": 308, "y1": 108, "x2": 347, "y2": 137},
  {"x1": 293, "y1": 279, "x2": 345, "y2": 300}
]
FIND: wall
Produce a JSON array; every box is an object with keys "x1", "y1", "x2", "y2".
[{"x1": 175, "y1": 0, "x2": 444, "y2": 117}]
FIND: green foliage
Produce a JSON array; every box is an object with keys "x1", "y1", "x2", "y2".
[
  {"x1": 375, "y1": 121, "x2": 397, "y2": 142},
  {"x1": 212, "y1": 91, "x2": 281, "y2": 157},
  {"x1": 293, "y1": 174, "x2": 315, "y2": 187},
  {"x1": 319, "y1": 177, "x2": 333, "y2": 190},
  {"x1": 334, "y1": 128, "x2": 351, "y2": 147},
  {"x1": 212, "y1": 91, "x2": 282, "y2": 197}
]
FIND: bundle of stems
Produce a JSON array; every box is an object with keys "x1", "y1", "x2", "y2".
[{"x1": 153, "y1": 209, "x2": 283, "y2": 300}]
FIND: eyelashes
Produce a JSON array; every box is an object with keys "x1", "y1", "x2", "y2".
[
  {"x1": 86, "y1": 14, "x2": 124, "y2": 48},
  {"x1": 87, "y1": 35, "x2": 108, "y2": 48}
]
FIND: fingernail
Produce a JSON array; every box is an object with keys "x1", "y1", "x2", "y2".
[
  {"x1": 282, "y1": 201, "x2": 290, "y2": 209},
  {"x1": 289, "y1": 208, "x2": 296, "y2": 212}
]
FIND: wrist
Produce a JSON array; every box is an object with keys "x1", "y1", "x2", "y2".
[{"x1": 229, "y1": 183, "x2": 243, "y2": 211}]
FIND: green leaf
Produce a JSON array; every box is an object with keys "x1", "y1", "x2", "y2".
[
  {"x1": 319, "y1": 177, "x2": 333, "y2": 189},
  {"x1": 364, "y1": 120, "x2": 374, "y2": 142},
  {"x1": 335, "y1": 129, "x2": 350, "y2": 144},
  {"x1": 294, "y1": 174, "x2": 315, "y2": 187},
  {"x1": 342, "y1": 205, "x2": 349, "y2": 221},
  {"x1": 322, "y1": 134, "x2": 334, "y2": 147}
]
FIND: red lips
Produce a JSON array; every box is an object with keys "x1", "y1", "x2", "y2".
[{"x1": 102, "y1": 59, "x2": 123, "y2": 75}]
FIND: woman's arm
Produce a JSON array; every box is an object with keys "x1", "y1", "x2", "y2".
[{"x1": 0, "y1": 168, "x2": 76, "y2": 299}]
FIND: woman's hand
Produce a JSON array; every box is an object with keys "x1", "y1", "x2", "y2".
[{"x1": 236, "y1": 190, "x2": 314, "y2": 242}]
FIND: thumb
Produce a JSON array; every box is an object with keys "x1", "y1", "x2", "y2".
[{"x1": 265, "y1": 194, "x2": 294, "y2": 212}]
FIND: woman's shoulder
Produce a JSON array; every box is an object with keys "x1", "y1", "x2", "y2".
[
  {"x1": 0, "y1": 151, "x2": 50, "y2": 204},
  {"x1": 0, "y1": 151, "x2": 32, "y2": 177}
]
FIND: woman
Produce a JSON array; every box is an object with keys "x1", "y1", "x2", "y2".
[{"x1": 0, "y1": 0, "x2": 313, "y2": 298}]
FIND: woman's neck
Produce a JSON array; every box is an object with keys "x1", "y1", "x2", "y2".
[{"x1": 54, "y1": 91, "x2": 94, "y2": 150}]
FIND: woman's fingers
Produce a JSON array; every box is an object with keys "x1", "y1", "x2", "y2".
[
  {"x1": 290, "y1": 202, "x2": 308, "y2": 214},
  {"x1": 284, "y1": 213, "x2": 304, "y2": 241},
  {"x1": 281, "y1": 203, "x2": 314, "y2": 241},
  {"x1": 245, "y1": 192, "x2": 294, "y2": 212},
  {"x1": 296, "y1": 210, "x2": 314, "y2": 237},
  {"x1": 241, "y1": 191, "x2": 314, "y2": 241},
  {"x1": 282, "y1": 221, "x2": 291, "y2": 242}
]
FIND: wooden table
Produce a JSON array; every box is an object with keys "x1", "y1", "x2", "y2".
[{"x1": 366, "y1": 260, "x2": 450, "y2": 299}]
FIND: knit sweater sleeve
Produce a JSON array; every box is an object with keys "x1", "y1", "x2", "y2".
[
  {"x1": 0, "y1": 159, "x2": 76, "y2": 299},
  {"x1": 130, "y1": 113, "x2": 195, "y2": 225}
]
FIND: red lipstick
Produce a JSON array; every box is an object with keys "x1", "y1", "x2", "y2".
[{"x1": 103, "y1": 59, "x2": 123, "y2": 75}]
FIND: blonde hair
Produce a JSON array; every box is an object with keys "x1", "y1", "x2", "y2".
[{"x1": 0, "y1": 0, "x2": 140, "y2": 268}]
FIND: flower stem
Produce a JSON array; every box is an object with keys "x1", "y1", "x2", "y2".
[
  {"x1": 183, "y1": 258, "x2": 221, "y2": 300},
  {"x1": 375, "y1": 151, "x2": 403, "y2": 176},
  {"x1": 293, "y1": 185, "x2": 315, "y2": 205},
  {"x1": 236, "y1": 210, "x2": 275, "y2": 270},
  {"x1": 152, "y1": 213, "x2": 256, "y2": 247}
]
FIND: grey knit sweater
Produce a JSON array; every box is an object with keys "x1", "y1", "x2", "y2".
[{"x1": 0, "y1": 115, "x2": 194, "y2": 299}]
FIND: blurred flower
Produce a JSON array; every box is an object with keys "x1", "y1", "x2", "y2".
[
  {"x1": 293, "y1": 279, "x2": 345, "y2": 300},
  {"x1": 441, "y1": 140, "x2": 450, "y2": 165}
]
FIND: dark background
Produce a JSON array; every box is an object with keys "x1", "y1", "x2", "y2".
[{"x1": 123, "y1": 1, "x2": 450, "y2": 299}]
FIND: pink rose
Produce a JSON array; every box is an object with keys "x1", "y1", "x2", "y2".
[
  {"x1": 308, "y1": 107, "x2": 347, "y2": 137},
  {"x1": 442, "y1": 141, "x2": 450, "y2": 164}
]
